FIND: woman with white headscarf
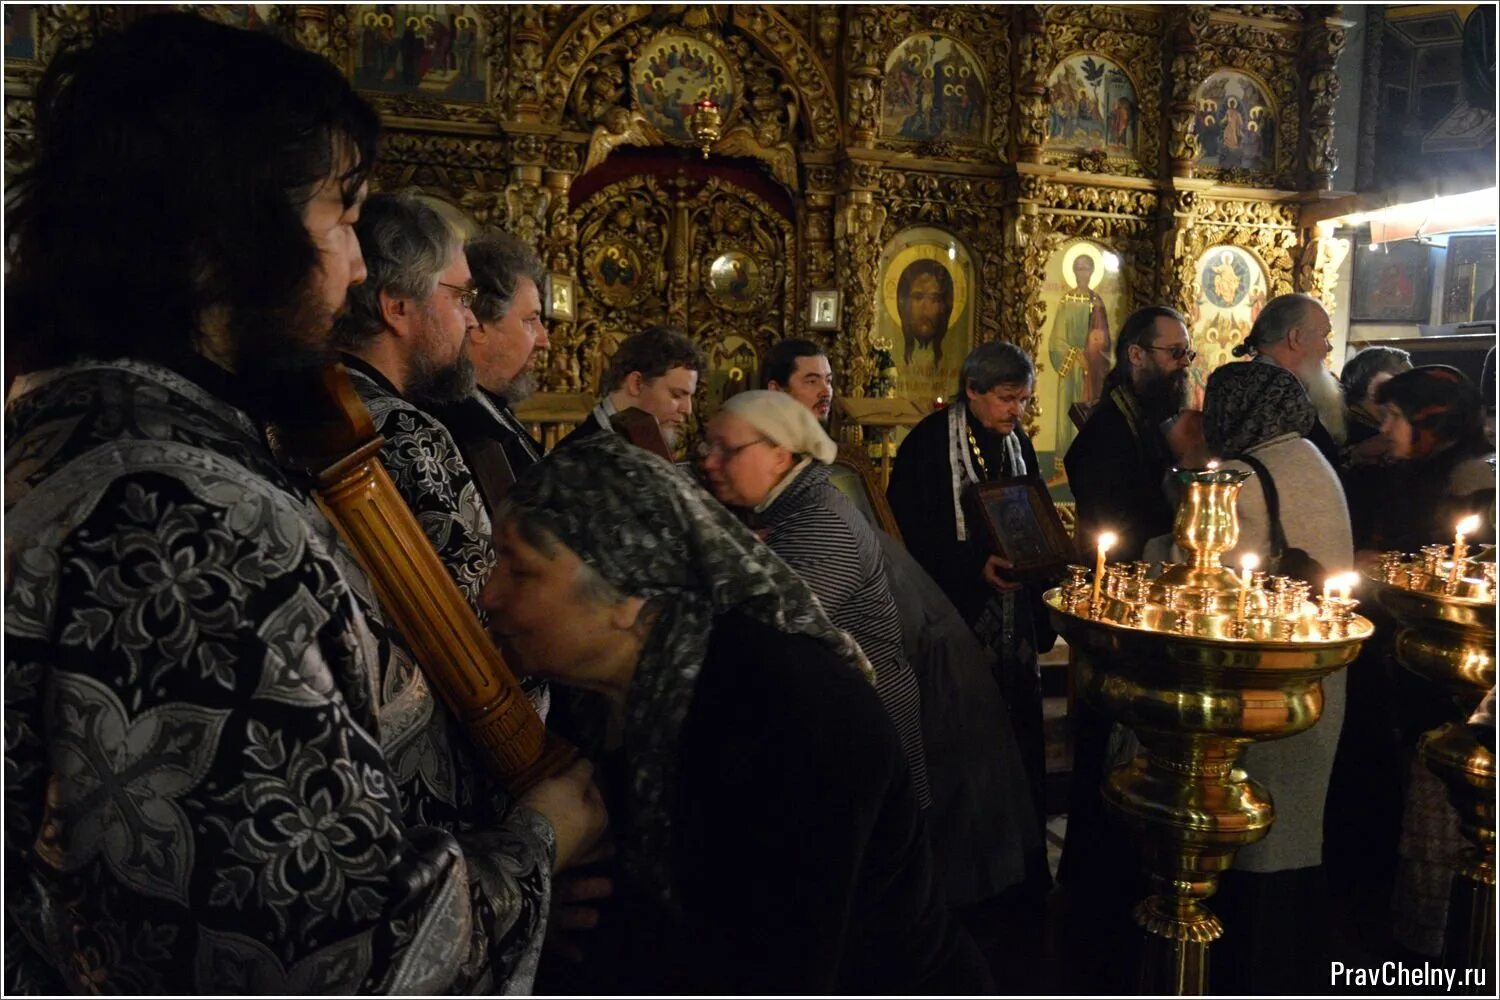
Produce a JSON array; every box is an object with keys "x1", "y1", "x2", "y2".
[{"x1": 702, "y1": 390, "x2": 931, "y2": 806}]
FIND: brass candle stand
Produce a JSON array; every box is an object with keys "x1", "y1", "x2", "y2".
[
  {"x1": 1366, "y1": 544, "x2": 1496, "y2": 977},
  {"x1": 1046, "y1": 469, "x2": 1373, "y2": 995}
]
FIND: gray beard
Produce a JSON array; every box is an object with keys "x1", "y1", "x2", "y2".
[
  {"x1": 496, "y1": 368, "x2": 538, "y2": 404},
  {"x1": 1297, "y1": 361, "x2": 1347, "y2": 444}
]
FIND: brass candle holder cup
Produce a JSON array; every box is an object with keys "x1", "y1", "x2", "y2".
[{"x1": 1047, "y1": 467, "x2": 1372, "y2": 995}]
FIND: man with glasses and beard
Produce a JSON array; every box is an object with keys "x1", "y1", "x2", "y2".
[
  {"x1": 4, "y1": 15, "x2": 600, "y2": 994},
  {"x1": 1065, "y1": 306, "x2": 1197, "y2": 562},
  {"x1": 433, "y1": 231, "x2": 551, "y2": 511},
  {"x1": 1057, "y1": 305, "x2": 1197, "y2": 992},
  {"x1": 333, "y1": 192, "x2": 499, "y2": 612}
]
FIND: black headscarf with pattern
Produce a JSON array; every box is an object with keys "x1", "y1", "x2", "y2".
[
  {"x1": 499, "y1": 433, "x2": 874, "y2": 908},
  {"x1": 1203, "y1": 360, "x2": 1317, "y2": 458}
]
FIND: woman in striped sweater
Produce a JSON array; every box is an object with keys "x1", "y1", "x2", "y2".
[{"x1": 701, "y1": 390, "x2": 932, "y2": 807}]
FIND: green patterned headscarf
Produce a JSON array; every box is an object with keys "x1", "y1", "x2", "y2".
[{"x1": 500, "y1": 433, "x2": 873, "y2": 906}]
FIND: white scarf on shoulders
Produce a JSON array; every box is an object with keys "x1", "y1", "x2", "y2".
[{"x1": 947, "y1": 401, "x2": 1025, "y2": 542}]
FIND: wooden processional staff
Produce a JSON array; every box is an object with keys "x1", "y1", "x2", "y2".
[{"x1": 270, "y1": 364, "x2": 576, "y2": 792}]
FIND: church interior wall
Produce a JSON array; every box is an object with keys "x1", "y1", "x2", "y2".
[{"x1": 4, "y1": 3, "x2": 1493, "y2": 496}]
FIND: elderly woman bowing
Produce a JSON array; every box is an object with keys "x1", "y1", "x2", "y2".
[
  {"x1": 701, "y1": 390, "x2": 931, "y2": 807},
  {"x1": 480, "y1": 435, "x2": 991, "y2": 994}
]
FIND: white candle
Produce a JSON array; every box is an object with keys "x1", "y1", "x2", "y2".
[
  {"x1": 1092, "y1": 532, "x2": 1117, "y2": 609},
  {"x1": 1452, "y1": 515, "x2": 1481, "y2": 585},
  {"x1": 1237, "y1": 554, "x2": 1260, "y2": 619}
]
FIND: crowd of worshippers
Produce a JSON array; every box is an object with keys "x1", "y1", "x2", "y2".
[{"x1": 4, "y1": 15, "x2": 1496, "y2": 997}]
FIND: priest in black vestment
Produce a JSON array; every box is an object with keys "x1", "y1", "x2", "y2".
[{"x1": 888, "y1": 341, "x2": 1055, "y2": 890}]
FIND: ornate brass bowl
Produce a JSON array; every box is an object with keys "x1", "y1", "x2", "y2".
[
  {"x1": 1047, "y1": 468, "x2": 1372, "y2": 994},
  {"x1": 1367, "y1": 548, "x2": 1495, "y2": 974}
]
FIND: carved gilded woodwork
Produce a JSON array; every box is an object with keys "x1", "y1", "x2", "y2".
[{"x1": 1, "y1": 3, "x2": 1363, "y2": 419}]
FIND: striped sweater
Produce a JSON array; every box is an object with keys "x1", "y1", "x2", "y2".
[{"x1": 759, "y1": 463, "x2": 932, "y2": 808}]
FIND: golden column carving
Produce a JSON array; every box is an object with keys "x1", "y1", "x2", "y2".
[
  {"x1": 503, "y1": 133, "x2": 550, "y2": 249},
  {"x1": 1166, "y1": 7, "x2": 1209, "y2": 178},
  {"x1": 1161, "y1": 190, "x2": 1201, "y2": 316},
  {"x1": 835, "y1": 158, "x2": 887, "y2": 396},
  {"x1": 288, "y1": 5, "x2": 336, "y2": 61},
  {"x1": 1301, "y1": 10, "x2": 1348, "y2": 192},
  {"x1": 845, "y1": 10, "x2": 886, "y2": 149},
  {"x1": 1013, "y1": 5, "x2": 1053, "y2": 164},
  {"x1": 541, "y1": 141, "x2": 583, "y2": 391}
]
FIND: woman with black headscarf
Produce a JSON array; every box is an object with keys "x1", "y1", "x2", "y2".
[
  {"x1": 1361, "y1": 364, "x2": 1495, "y2": 555},
  {"x1": 1198, "y1": 360, "x2": 1352, "y2": 995},
  {"x1": 479, "y1": 434, "x2": 992, "y2": 994}
]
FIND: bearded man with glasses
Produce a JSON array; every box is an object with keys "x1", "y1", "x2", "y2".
[{"x1": 1056, "y1": 304, "x2": 1202, "y2": 992}]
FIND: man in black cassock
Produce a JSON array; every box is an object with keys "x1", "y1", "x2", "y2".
[{"x1": 887, "y1": 341, "x2": 1055, "y2": 895}]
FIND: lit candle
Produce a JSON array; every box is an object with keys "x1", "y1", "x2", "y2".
[
  {"x1": 1237, "y1": 554, "x2": 1260, "y2": 619},
  {"x1": 1336, "y1": 572, "x2": 1354, "y2": 603},
  {"x1": 1207, "y1": 460, "x2": 1220, "y2": 472},
  {"x1": 1452, "y1": 515, "x2": 1481, "y2": 585},
  {"x1": 1322, "y1": 575, "x2": 1336, "y2": 604},
  {"x1": 1092, "y1": 532, "x2": 1117, "y2": 609}
]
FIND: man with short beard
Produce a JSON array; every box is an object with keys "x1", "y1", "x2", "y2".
[
  {"x1": 1065, "y1": 305, "x2": 1195, "y2": 564},
  {"x1": 4, "y1": 15, "x2": 600, "y2": 993},
  {"x1": 433, "y1": 232, "x2": 550, "y2": 511},
  {"x1": 1230, "y1": 292, "x2": 1344, "y2": 466},
  {"x1": 333, "y1": 192, "x2": 501, "y2": 611}
]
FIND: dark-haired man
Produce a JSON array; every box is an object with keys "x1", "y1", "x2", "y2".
[
  {"x1": 765, "y1": 338, "x2": 835, "y2": 423},
  {"x1": 434, "y1": 230, "x2": 550, "y2": 501},
  {"x1": 1064, "y1": 306, "x2": 1195, "y2": 563},
  {"x1": 559, "y1": 324, "x2": 705, "y2": 450},
  {"x1": 5, "y1": 15, "x2": 600, "y2": 993},
  {"x1": 1057, "y1": 306, "x2": 1195, "y2": 990}
]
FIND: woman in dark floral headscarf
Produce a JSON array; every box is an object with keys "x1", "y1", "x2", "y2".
[
  {"x1": 479, "y1": 433, "x2": 990, "y2": 995},
  {"x1": 1199, "y1": 360, "x2": 1352, "y2": 995}
]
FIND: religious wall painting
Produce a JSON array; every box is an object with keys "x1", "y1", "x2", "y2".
[
  {"x1": 1191, "y1": 244, "x2": 1268, "y2": 381},
  {"x1": 876, "y1": 228, "x2": 975, "y2": 409},
  {"x1": 1044, "y1": 53, "x2": 1139, "y2": 159},
  {"x1": 704, "y1": 333, "x2": 761, "y2": 414},
  {"x1": 1443, "y1": 234, "x2": 1498, "y2": 324},
  {"x1": 705, "y1": 251, "x2": 763, "y2": 313},
  {"x1": 583, "y1": 240, "x2": 650, "y2": 309},
  {"x1": 3, "y1": 5, "x2": 36, "y2": 62},
  {"x1": 631, "y1": 32, "x2": 737, "y2": 143},
  {"x1": 1034, "y1": 241, "x2": 1126, "y2": 486},
  {"x1": 1193, "y1": 70, "x2": 1276, "y2": 173},
  {"x1": 353, "y1": 5, "x2": 486, "y2": 102},
  {"x1": 879, "y1": 33, "x2": 987, "y2": 146},
  {"x1": 1351, "y1": 237, "x2": 1437, "y2": 324}
]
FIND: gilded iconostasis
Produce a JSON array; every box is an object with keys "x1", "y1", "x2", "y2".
[{"x1": 0, "y1": 4, "x2": 1408, "y2": 499}]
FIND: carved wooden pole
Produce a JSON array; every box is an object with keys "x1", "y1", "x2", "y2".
[
  {"x1": 845, "y1": 10, "x2": 885, "y2": 149},
  {"x1": 1013, "y1": 5, "x2": 1053, "y2": 164},
  {"x1": 505, "y1": 134, "x2": 550, "y2": 249},
  {"x1": 1301, "y1": 9, "x2": 1348, "y2": 192},
  {"x1": 835, "y1": 157, "x2": 887, "y2": 396},
  {"x1": 1166, "y1": 7, "x2": 1209, "y2": 178},
  {"x1": 541, "y1": 141, "x2": 583, "y2": 391}
]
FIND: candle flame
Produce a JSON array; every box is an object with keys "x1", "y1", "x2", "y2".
[
  {"x1": 1098, "y1": 532, "x2": 1117, "y2": 552},
  {"x1": 1207, "y1": 460, "x2": 1220, "y2": 471},
  {"x1": 1457, "y1": 515, "x2": 1481, "y2": 536},
  {"x1": 1240, "y1": 554, "x2": 1260, "y2": 572}
]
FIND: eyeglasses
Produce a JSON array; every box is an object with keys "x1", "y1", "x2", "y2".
[
  {"x1": 438, "y1": 282, "x2": 478, "y2": 310},
  {"x1": 698, "y1": 437, "x2": 771, "y2": 461},
  {"x1": 1145, "y1": 344, "x2": 1198, "y2": 363}
]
